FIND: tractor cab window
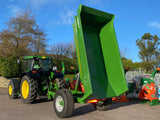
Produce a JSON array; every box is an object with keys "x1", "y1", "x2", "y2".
[
  {"x1": 23, "y1": 59, "x2": 34, "y2": 72},
  {"x1": 39, "y1": 59, "x2": 52, "y2": 71},
  {"x1": 23, "y1": 57, "x2": 52, "y2": 72},
  {"x1": 33, "y1": 58, "x2": 40, "y2": 69}
]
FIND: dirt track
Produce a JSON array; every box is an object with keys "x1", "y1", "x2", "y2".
[{"x1": 0, "y1": 87, "x2": 160, "y2": 120}]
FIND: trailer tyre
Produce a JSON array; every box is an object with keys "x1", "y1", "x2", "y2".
[
  {"x1": 53, "y1": 89, "x2": 74, "y2": 118},
  {"x1": 8, "y1": 79, "x2": 19, "y2": 99},
  {"x1": 92, "y1": 98, "x2": 112, "y2": 111},
  {"x1": 20, "y1": 75, "x2": 38, "y2": 104}
]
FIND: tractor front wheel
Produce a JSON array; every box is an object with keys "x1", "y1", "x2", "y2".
[
  {"x1": 8, "y1": 79, "x2": 19, "y2": 99},
  {"x1": 53, "y1": 89, "x2": 74, "y2": 118},
  {"x1": 92, "y1": 98, "x2": 112, "y2": 111},
  {"x1": 20, "y1": 76, "x2": 38, "y2": 104}
]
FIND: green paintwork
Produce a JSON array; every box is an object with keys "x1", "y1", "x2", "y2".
[
  {"x1": 151, "y1": 69, "x2": 158, "y2": 79},
  {"x1": 140, "y1": 100, "x2": 150, "y2": 104},
  {"x1": 73, "y1": 4, "x2": 128, "y2": 102},
  {"x1": 47, "y1": 82, "x2": 58, "y2": 99},
  {"x1": 24, "y1": 56, "x2": 51, "y2": 60},
  {"x1": 62, "y1": 62, "x2": 65, "y2": 75},
  {"x1": 47, "y1": 72, "x2": 58, "y2": 99},
  {"x1": 64, "y1": 78, "x2": 70, "y2": 82},
  {"x1": 141, "y1": 69, "x2": 159, "y2": 85},
  {"x1": 141, "y1": 78, "x2": 151, "y2": 85},
  {"x1": 59, "y1": 101, "x2": 64, "y2": 106},
  {"x1": 140, "y1": 99, "x2": 160, "y2": 106},
  {"x1": 150, "y1": 99, "x2": 160, "y2": 106},
  {"x1": 49, "y1": 72, "x2": 54, "y2": 80}
]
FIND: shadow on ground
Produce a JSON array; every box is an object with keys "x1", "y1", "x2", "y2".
[
  {"x1": 33, "y1": 96, "x2": 52, "y2": 104},
  {"x1": 72, "y1": 104, "x2": 96, "y2": 117},
  {"x1": 71, "y1": 100, "x2": 140, "y2": 117},
  {"x1": 110, "y1": 100, "x2": 140, "y2": 110}
]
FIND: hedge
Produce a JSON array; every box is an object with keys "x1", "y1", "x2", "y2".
[
  {"x1": 0, "y1": 57, "x2": 78, "y2": 78},
  {"x1": 0, "y1": 57, "x2": 20, "y2": 78},
  {"x1": 52, "y1": 58, "x2": 78, "y2": 74}
]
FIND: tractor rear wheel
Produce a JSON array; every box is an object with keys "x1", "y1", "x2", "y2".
[
  {"x1": 55, "y1": 78, "x2": 66, "y2": 89},
  {"x1": 20, "y1": 75, "x2": 38, "y2": 104},
  {"x1": 8, "y1": 79, "x2": 19, "y2": 99},
  {"x1": 92, "y1": 98, "x2": 112, "y2": 111},
  {"x1": 53, "y1": 89, "x2": 74, "y2": 118}
]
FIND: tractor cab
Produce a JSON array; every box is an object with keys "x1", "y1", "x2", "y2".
[{"x1": 23, "y1": 56, "x2": 52, "y2": 73}]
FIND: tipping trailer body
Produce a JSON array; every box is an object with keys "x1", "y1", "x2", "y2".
[{"x1": 73, "y1": 5, "x2": 128, "y2": 102}]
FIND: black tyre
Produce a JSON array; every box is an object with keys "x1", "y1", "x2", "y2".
[
  {"x1": 53, "y1": 89, "x2": 74, "y2": 118},
  {"x1": 92, "y1": 98, "x2": 112, "y2": 111},
  {"x1": 55, "y1": 78, "x2": 66, "y2": 89},
  {"x1": 8, "y1": 79, "x2": 19, "y2": 99},
  {"x1": 20, "y1": 75, "x2": 38, "y2": 104}
]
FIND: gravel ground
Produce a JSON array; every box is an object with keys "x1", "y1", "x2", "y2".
[{"x1": 0, "y1": 87, "x2": 160, "y2": 120}]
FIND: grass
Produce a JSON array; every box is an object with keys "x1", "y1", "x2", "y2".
[{"x1": 65, "y1": 74, "x2": 75, "y2": 81}]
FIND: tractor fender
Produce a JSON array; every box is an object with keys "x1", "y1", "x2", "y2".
[
  {"x1": 21, "y1": 72, "x2": 40, "y2": 80},
  {"x1": 53, "y1": 72, "x2": 64, "y2": 79}
]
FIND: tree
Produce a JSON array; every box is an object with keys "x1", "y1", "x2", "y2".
[
  {"x1": 121, "y1": 57, "x2": 133, "y2": 69},
  {"x1": 152, "y1": 55, "x2": 160, "y2": 68},
  {"x1": 132, "y1": 62, "x2": 142, "y2": 69},
  {"x1": 49, "y1": 41, "x2": 75, "y2": 59},
  {"x1": 31, "y1": 28, "x2": 47, "y2": 55},
  {"x1": 70, "y1": 40, "x2": 77, "y2": 59},
  {"x1": 136, "y1": 33, "x2": 160, "y2": 71},
  {"x1": 0, "y1": 8, "x2": 47, "y2": 58}
]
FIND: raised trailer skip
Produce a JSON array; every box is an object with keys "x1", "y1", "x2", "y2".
[{"x1": 73, "y1": 4, "x2": 128, "y2": 102}]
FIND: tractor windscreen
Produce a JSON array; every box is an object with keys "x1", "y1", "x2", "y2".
[{"x1": 38, "y1": 59, "x2": 52, "y2": 71}]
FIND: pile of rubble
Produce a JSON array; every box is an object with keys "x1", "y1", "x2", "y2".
[{"x1": 0, "y1": 77, "x2": 10, "y2": 88}]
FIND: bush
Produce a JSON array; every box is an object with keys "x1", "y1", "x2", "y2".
[
  {"x1": 0, "y1": 56, "x2": 20, "y2": 78},
  {"x1": 52, "y1": 58, "x2": 78, "y2": 74}
]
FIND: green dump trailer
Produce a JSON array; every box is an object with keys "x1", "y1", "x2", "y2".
[
  {"x1": 8, "y1": 4, "x2": 128, "y2": 118},
  {"x1": 73, "y1": 4, "x2": 128, "y2": 102},
  {"x1": 53, "y1": 5, "x2": 128, "y2": 117}
]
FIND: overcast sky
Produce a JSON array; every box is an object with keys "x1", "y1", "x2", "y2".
[{"x1": 0, "y1": 0, "x2": 160, "y2": 62}]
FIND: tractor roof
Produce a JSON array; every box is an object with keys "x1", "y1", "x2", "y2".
[{"x1": 24, "y1": 56, "x2": 51, "y2": 60}]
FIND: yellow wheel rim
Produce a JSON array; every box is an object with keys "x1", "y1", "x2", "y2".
[
  {"x1": 9, "y1": 85, "x2": 12, "y2": 95},
  {"x1": 22, "y1": 80, "x2": 29, "y2": 99}
]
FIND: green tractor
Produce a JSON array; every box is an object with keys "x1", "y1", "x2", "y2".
[
  {"x1": 8, "y1": 5, "x2": 128, "y2": 118},
  {"x1": 8, "y1": 56, "x2": 65, "y2": 104}
]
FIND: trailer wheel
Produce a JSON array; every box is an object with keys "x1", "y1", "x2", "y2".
[
  {"x1": 92, "y1": 98, "x2": 112, "y2": 111},
  {"x1": 8, "y1": 79, "x2": 19, "y2": 99},
  {"x1": 20, "y1": 75, "x2": 38, "y2": 104},
  {"x1": 53, "y1": 89, "x2": 74, "y2": 118}
]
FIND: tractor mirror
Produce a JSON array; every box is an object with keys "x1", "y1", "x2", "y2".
[{"x1": 53, "y1": 66, "x2": 57, "y2": 71}]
